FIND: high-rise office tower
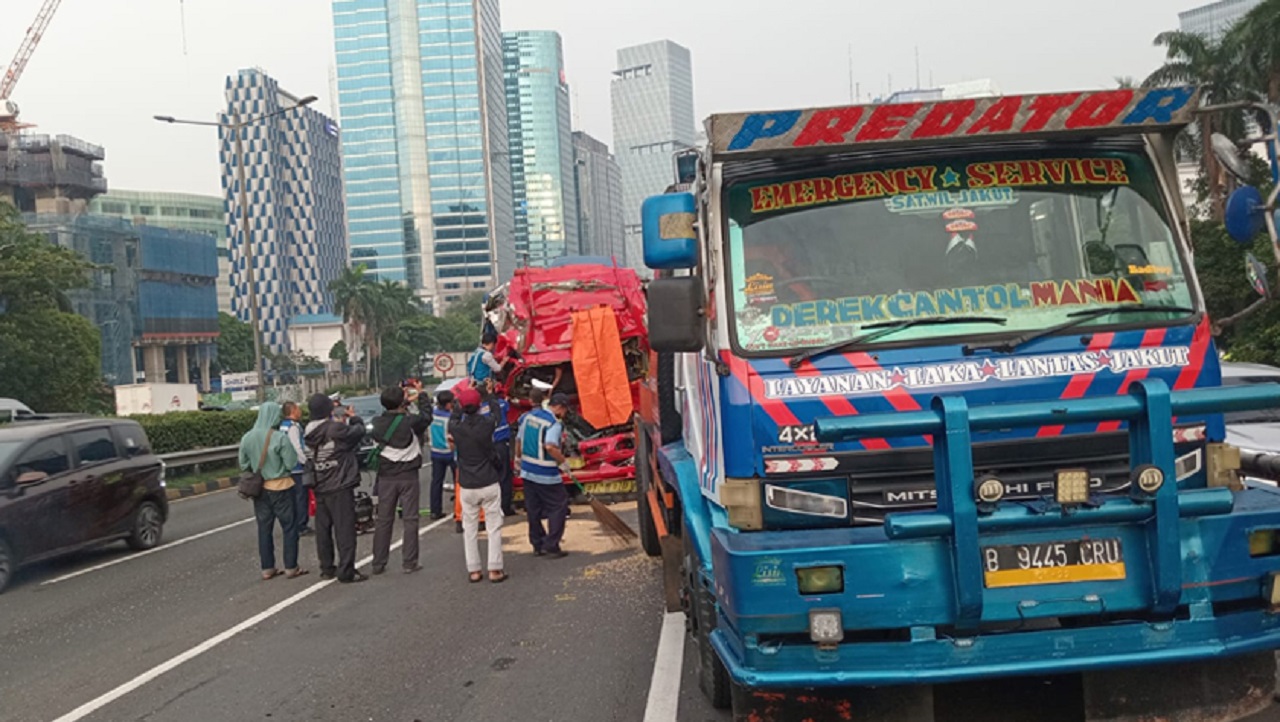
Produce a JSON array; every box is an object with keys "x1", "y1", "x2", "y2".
[
  {"x1": 610, "y1": 40, "x2": 696, "y2": 270},
  {"x1": 1179, "y1": 0, "x2": 1261, "y2": 42},
  {"x1": 331, "y1": 0, "x2": 514, "y2": 311},
  {"x1": 503, "y1": 30, "x2": 579, "y2": 267},
  {"x1": 572, "y1": 131, "x2": 625, "y2": 262},
  {"x1": 219, "y1": 69, "x2": 347, "y2": 353}
]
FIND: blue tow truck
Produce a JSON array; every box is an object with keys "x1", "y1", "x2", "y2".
[{"x1": 633, "y1": 87, "x2": 1280, "y2": 720}]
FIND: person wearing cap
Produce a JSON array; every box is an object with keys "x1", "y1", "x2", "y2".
[
  {"x1": 303, "y1": 393, "x2": 369, "y2": 583},
  {"x1": 518, "y1": 390, "x2": 572, "y2": 558},
  {"x1": 448, "y1": 385, "x2": 508, "y2": 583},
  {"x1": 427, "y1": 389, "x2": 457, "y2": 520}
]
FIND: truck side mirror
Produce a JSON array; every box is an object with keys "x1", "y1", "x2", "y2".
[
  {"x1": 1212, "y1": 133, "x2": 1252, "y2": 183},
  {"x1": 648, "y1": 276, "x2": 705, "y2": 352},
  {"x1": 1224, "y1": 186, "x2": 1266, "y2": 244},
  {"x1": 642, "y1": 193, "x2": 698, "y2": 270}
]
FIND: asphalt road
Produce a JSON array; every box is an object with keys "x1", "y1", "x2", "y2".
[{"x1": 2, "y1": 485, "x2": 1279, "y2": 722}]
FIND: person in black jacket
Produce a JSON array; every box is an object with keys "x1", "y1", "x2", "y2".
[
  {"x1": 304, "y1": 394, "x2": 369, "y2": 583},
  {"x1": 449, "y1": 385, "x2": 507, "y2": 583},
  {"x1": 369, "y1": 386, "x2": 432, "y2": 575}
]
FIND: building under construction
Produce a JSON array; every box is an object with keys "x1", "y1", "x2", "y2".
[{"x1": 0, "y1": 130, "x2": 107, "y2": 214}]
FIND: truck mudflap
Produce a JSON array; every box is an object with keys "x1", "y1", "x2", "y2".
[{"x1": 711, "y1": 378, "x2": 1280, "y2": 689}]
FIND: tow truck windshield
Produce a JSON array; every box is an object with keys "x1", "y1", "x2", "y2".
[{"x1": 725, "y1": 148, "x2": 1195, "y2": 354}]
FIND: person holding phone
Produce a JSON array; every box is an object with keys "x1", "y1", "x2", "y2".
[{"x1": 304, "y1": 394, "x2": 369, "y2": 584}]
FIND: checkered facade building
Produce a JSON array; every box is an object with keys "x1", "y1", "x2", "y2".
[{"x1": 219, "y1": 69, "x2": 348, "y2": 353}]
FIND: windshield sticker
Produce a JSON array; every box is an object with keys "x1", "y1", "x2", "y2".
[
  {"x1": 743, "y1": 273, "x2": 777, "y2": 306},
  {"x1": 764, "y1": 277, "x2": 1142, "y2": 329},
  {"x1": 886, "y1": 188, "x2": 1018, "y2": 213},
  {"x1": 750, "y1": 158, "x2": 1127, "y2": 216},
  {"x1": 762, "y1": 346, "x2": 1192, "y2": 399}
]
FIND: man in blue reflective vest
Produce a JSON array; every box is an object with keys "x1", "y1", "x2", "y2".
[
  {"x1": 468, "y1": 333, "x2": 504, "y2": 388},
  {"x1": 480, "y1": 386, "x2": 515, "y2": 516},
  {"x1": 427, "y1": 389, "x2": 456, "y2": 520},
  {"x1": 518, "y1": 390, "x2": 571, "y2": 558}
]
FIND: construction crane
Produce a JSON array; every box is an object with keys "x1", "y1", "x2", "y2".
[{"x1": 0, "y1": 0, "x2": 65, "y2": 134}]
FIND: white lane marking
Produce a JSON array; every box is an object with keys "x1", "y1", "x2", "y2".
[
  {"x1": 643, "y1": 612, "x2": 687, "y2": 722},
  {"x1": 50, "y1": 514, "x2": 453, "y2": 722},
  {"x1": 171, "y1": 486, "x2": 236, "y2": 503},
  {"x1": 40, "y1": 518, "x2": 256, "y2": 586}
]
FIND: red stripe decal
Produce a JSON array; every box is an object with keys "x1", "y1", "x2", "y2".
[
  {"x1": 795, "y1": 359, "x2": 889, "y2": 450},
  {"x1": 725, "y1": 355, "x2": 804, "y2": 430},
  {"x1": 1038, "y1": 332, "x2": 1116, "y2": 437},
  {"x1": 843, "y1": 352, "x2": 931, "y2": 445},
  {"x1": 1097, "y1": 328, "x2": 1167, "y2": 433},
  {"x1": 1174, "y1": 319, "x2": 1211, "y2": 391}
]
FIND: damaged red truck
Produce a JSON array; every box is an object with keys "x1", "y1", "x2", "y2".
[{"x1": 482, "y1": 259, "x2": 649, "y2": 498}]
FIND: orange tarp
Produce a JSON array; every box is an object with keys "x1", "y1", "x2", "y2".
[{"x1": 571, "y1": 305, "x2": 634, "y2": 429}]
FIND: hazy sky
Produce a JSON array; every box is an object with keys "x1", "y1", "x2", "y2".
[{"x1": 4, "y1": 0, "x2": 1197, "y2": 197}]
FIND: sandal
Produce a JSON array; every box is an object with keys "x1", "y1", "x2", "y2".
[
  {"x1": 261, "y1": 569, "x2": 283, "y2": 581},
  {"x1": 285, "y1": 568, "x2": 310, "y2": 579},
  {"x1": 489, "y1": 571, "x2": 508, "y2": 584},
  {"x1": 469, "y1": 572, "x2": 483, "y2": 583}
]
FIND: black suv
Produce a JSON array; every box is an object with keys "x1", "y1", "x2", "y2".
[{"x1": 0, "y1": 418, "x2": 169, "y2": 592}]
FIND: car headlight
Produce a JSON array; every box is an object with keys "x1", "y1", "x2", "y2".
[
  {"x1": 1055, "y1": 468, "x2": 1091, "y2": 506},
  {"x1": 796, "y1": 565, "x2": 844, "y2": 595},
  {"x1": 765, "y1": 484, "x2": 848, "y2": 519},
  {"x1": 809, "y1": 609, "x2": 844, "y2": 647}
]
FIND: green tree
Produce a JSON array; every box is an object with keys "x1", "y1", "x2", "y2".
[
  {"x1": 329, "y1": 339, "x2": 349, "y2": 365},
  {"x1": 0, "y1": 307, "x2": 102, "y2": 412},
  {"x1": 1144, "y1": 29, "x2": 1257, "y2": 217},
  {"x1": 1228, "y1": 0, "x2": 1280, "y2": 102},
  {"x1": 0, "y1": 204, "x2": 102, "y2": 412},
  {"x1": 215, "y1": 312, "x2": 255, "y2": 374},
  {"x1": 330, "y1": 264, "x2": 379, "y2": 382}
]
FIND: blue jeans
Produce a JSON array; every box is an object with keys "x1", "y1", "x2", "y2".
[
  {"x1": 291, "y1": 473, "x2": 310, "y2": 532},
  {"x1": 254, "y1": 488, "x2": 298, "y2": 570},
  {"x1": 430, "y1": 457, "x2": 456, "y2": 517}
]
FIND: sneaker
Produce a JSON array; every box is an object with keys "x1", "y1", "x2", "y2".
[
  {"x1": 339, "y1": 571, "x2": 368, "y2": 584},
  {"x1": 371, "y1": 565, "x2": 386, "y2": 575}
]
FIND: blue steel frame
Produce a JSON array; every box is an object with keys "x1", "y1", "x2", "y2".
[{"x1": 697, "y1": 379, "x2": 1280, "y2": 688}]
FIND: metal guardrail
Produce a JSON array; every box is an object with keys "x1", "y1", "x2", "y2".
[{"x1": 159, "y1": 445, "x2": 238, "y2": 473}]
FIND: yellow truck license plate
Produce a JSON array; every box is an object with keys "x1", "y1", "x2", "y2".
[
  {"x1": 982, "y1": 538, "x2": 1125, "y2": 588},
  {"x1": 513, "y1": 479, "x2": 636, "y2": 503}
]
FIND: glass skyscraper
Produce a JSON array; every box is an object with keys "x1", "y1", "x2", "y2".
[
  {"x1": 610, "y1": 40, "x2": 696, "y2": 271},
  {"x1": 1179, "y1": 0, "x2": 1261, "y2": 42},
  {"x1": 332, "y1": 0, "x2": 514, "y2": 311},
  {"x1": 503, "y1": 30, "x2": 579, "y2": 267},
  {"x1": 572, "y1": 131, "x2": 625, "y2": 262}
]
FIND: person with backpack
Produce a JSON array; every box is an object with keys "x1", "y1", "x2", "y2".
[
  {"x1": 279, "y1": 401, "x2": 311, "y2": 536},
  {"x1": 369, "y1": 386, "x2": 432, "y2": 575},
  {"x1": 238, "y1": 402, "x2": 305, "y2": 580},
  {"x1": 427, "y1": 389, "x2": 457, "y2": 520},
  {"x1": 304, "y1": 393, "x2": 369, "y2": 584},
  {"x1": 449, "y1": 385, "x2": 507, "y2": 583}
]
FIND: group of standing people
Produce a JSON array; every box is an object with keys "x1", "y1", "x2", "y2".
[
  {"x1": 238, "y1": 394, "x2": 373, "y2": 584},
  {"x1": 237, "y1": 348, "x2": 576, "y2": 585}
]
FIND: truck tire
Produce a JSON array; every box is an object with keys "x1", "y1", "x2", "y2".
[
  {"x1": 635, "y1": 429, "x2": 662, "y2": 558},
  {"x1": 657, "y1": 353, "x2": 682, "y2": 444},
  {"x1": 686, "y1": 534, "x2": 731, "y2": 709}
]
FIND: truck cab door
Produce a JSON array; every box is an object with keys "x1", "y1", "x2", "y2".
[{"x1": 2, "y1": 435, "x2": 76, "y2": 559}]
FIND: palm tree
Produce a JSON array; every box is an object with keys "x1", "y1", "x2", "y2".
[
  {"x1": 329, "y1": 264, "x2": 378, "y2": 383},
  {"x1": 1229, "y1": 0, "x2": 1280, "y2": 102},
  {"x1": 1145, "y1": 29, "x2": 1257, "y2": 218}
]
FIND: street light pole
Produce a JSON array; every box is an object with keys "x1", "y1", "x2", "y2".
[{"x1": 155, "y1": 95, "x2": 317, "y2": 403}]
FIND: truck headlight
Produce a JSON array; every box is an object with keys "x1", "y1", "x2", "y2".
[
  {"x1": 808, "y1": 608, "x2": 844, "y2": 647},
  {"x1": 1055, "y1": 468, "x2": 1091, "y2": 506},
  {"x1": 765, "y1": 484, "x2": 847, "y2": 519}
]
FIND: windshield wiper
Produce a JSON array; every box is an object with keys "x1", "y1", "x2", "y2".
[
  {"x1": 788, "y1": 315, "x2": 1007, "y2": 369},
  {"x1": 964, "y1": 304, "x2": 1197, "y2": 355}
]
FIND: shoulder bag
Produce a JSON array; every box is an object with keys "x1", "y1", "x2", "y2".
[
  {"x1": 365, "y1": 414, "x2": 403, "y2": 473},
  {"x1": 238, "y1": 429, "x2": 274, "y2": 500}
]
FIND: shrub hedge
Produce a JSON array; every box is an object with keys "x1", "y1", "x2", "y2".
[{"x1": 129, "y1": 410, "x2": 259, "y2": 455}]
